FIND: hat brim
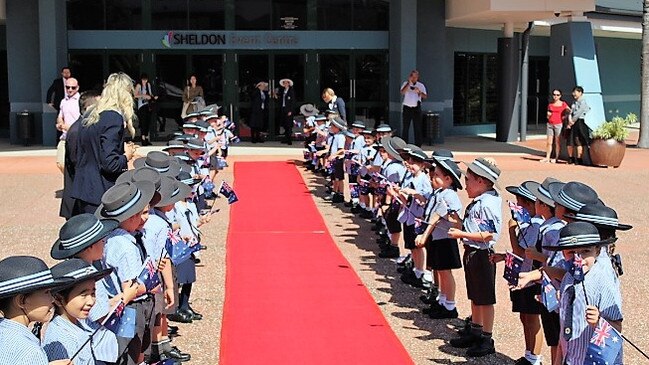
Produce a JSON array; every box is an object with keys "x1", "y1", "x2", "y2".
[
  {"x1": 156, "y1": 182, "x2": 192, "y2": 207},
  {"x1": 55, "y1": 267, "x2": 114, "y2": 291},
  {"x1": 0, "y1": 276, "x2": 75, "y2": 299},
  {"x1": 505, "y1": 186, "x2": 535, "y2": 202},
  {"x1": 279, "y1": 79, "x2": 294, "y2": 86},
  {"x1": 95, "y1": 182, "x2": 156, "y2": 223},
  {"x1": 50, "y1": 219, "x2": 119, "y2": 260},
  {"x1": 132, "y1": 158, "x2": 181, "y2": 177},
  {"x1": 299, "y1": 105, "x2": 319, "y2": 116},
  {"x1": 525, "y1": 181, "x2": 554, "y2": 207},
  {"x1": 562, "y1": 213, "x2": 633, "y2": 231},
  {"x1": 542, "y1": 236, "x2": 617, "y2": 251},
  {"x1": 460, "y1": 162, "x2": 501, "y2": 190},
  {"x1": 434, "y1": 158, "x2": 463, "y2": 190}
]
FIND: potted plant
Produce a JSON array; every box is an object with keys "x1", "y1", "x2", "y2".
[{"x1": 589, "y1": 113, "x2": 636, "y2": 167}]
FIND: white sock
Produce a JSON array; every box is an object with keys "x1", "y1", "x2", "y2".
[
  {"x1": 443, "y1": 299, "x2": 455, "y2": 311},
  {"x1": 352, "y1": 198, "x2": 359, "y2": 204},
  {"x1": 414, "y1": 268, "x2": 424, "y2": 278},
  {"x1": 359, "y1": 202, "x2": 366, "y2": 209},
  {"x1": 525, "y1": 352, "x2": 541, "y2": 364}
]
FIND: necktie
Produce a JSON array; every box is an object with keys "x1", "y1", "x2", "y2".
[
  {"x1": 134, "y1": 232, "x2": 147, "y2": 262},
  {"x1": 563, "y1": 285, "x2": 576, "y2": 340}
]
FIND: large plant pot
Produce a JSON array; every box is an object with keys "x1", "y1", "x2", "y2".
[{"x1": 590, "y1": 138, "x2": 626, "y2": 167}]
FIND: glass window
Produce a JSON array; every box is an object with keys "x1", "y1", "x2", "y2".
[
  {"x1": 106, "y1": 0, "x2": 142, "y2": 30},
  {"x1": 69, "y1": 54, "x2": 105, "y2": 92},
  {"x1": 191, "y1": 55, "x2": 224, "y2": 105},
  {"x1": 108, "y1": 54, "x2": 142, "y2": 82},
  {"x1": 189, "y1": 0, "x2": 225, "y2": 30},
  {"x1": 319, "y1": 54, "x2": 350, "y2": 106},
  {"x1": 67, "y1": 0, "x2": 105, "y2": 30},
  {"x1": 272, "y1": 0, "x2": 307, "y2": 30},
  {"x1": 453, "y1": 53, "x2": 497, "y2": 125},
  {"x1": 317, "y1": 0, "x2": 352, "y2": 30},
  {"x1": 235, "y1": 0, "x2": 271, "y2": 30},
  {"x1": 155, "y1": 54, "x2": 188, "y2": 91},
  {"x1": 152, "y1": 0, "x2": 189, "y2": 30},
  {"x1": 352, "y1": 0, "x2": 389, "y2": 30}
]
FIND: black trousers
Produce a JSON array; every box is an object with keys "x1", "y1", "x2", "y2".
[
  {"x1": 402, "y1": 105, "x2": 422, "y2": 146},
  {"x1": 137, "y1": 106, "x2": 152, "y2": 139},
  {"x1": 282, "y1": 108, "x2": 293, "y2": 141},
  {"x1": 250, "y1": 127, "x2": 263, "y2": 142}
]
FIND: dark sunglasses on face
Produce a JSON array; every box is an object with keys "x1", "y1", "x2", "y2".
[{"x1": 66, "y1": 85, "x2": 78, "y2": 90}]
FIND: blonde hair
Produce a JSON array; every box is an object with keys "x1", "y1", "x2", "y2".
[
  {"x1": 84, "y1": 73, "x2": 137, "y2": 137},
  {"x1": 322, "y1": 88, "x2": 335, "y2": 97}
]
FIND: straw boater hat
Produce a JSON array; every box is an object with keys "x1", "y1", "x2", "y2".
[
  {"x1": 177, "y1": 171, "x2": 201, "y2": 186},
  {"x1": 343, "y1": 129, "x2": 355, "y2": 139},
  {"x1": 548, "y1": 181, "x2": 600, "y2": 213},
  {"x1": 156, "y1": 176, "x2": 191, "y2": 207},
  {"x1": 299, "y1": 104, "x2": 319, "y2": 117},
  {"x1": 279, "y1": 78, "x2": 294, "y2": 87},
  {"x1": 431, "y1": 155, "x2": 463, "y2": 190},
  {"x1": 563, "y1": 204, "x2": 632, "y2": 231},
  {"x1": 133, "y1": 151, "x2": 181, "y2": 177},
  {"x1": 406, "y1": 148, "x2": 427, "y2": 161},
  {"x1": 116, "y1": 167, "x2": 162, "y2": 189},
  {"x1": 425, "y1": 149, "x2": 454, "y2": 164},
  {"x1": 506, "y1": 181, "x2": 538, "y2": 202},
  {"x1": 96, "y1": 181, "x2": 156, "y2": 223},
  {"x1": 51, "y1": 214, "x2": 119, "y2": 260},
  {"x1": 525, "y1": 177, "x2": 562, "y2": 207},
  {"x1": 186, "y1": 138, "x2": 206, "y2": 150},
  {"x1": 351, "y1": 121, "x2": 366, "y2": 130},
  {"x1": 50, "y1": 259, "x2": 113, "y2": 290},
  {"x1": 0, "y1": 256, "x2": 74, "y2": 299},
  {"x1": 256, "y1": 81, "x2": 269, "y2": 89},
  {"x1": 383, "y1": 136, "x2": 406, "y2": 162},
  {"x1": 463, "y1": 157, "x2": 501, "y2": 187},
  {"x1": 543, "y1": 221, "x2": 616, "y2": 251},
  {"x1": 330, "y1": 117, "x2": 346, "y2": 130},
  {"x1": 376, "y1": 124, "x2": 393, "y2": 133}
]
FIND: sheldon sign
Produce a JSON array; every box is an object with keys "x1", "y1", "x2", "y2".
[{"x1": 162, "y1": 31, "x2": 299, "y2": 49}]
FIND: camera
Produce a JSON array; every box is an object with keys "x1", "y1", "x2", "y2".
[{"x1": 409, "y1": 86, "x2": 415, "y2": 90}]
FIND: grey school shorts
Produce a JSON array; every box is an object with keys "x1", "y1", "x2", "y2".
[
  {"x1": 463, "y1": 246, "x2": 496, "y2": 305},
  {"x1": 546, "y1": 123, "x2": 562, "y2": 137}
]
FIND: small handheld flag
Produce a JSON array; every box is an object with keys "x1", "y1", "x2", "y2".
[
  {"x1": 541, "y1": 271, "x2": 559, "y2": 312},
  {"x1": 349, "y1": 183, "x2": 359, "y2": 199},
  {"x1": 102, "y1": 301, "x2": 136, "y2": 339},
  {"x1": 218, "y1": 181, "x2": 239, "y2": 204},
  {"x1": 585, "y1": 318, "x2": 623, "y2": 365},
  {"x1": 474, "y1": 217, "x2": 497, "y2": 233},
  {"x1": 165, "y1": 230, "x2": 202, "y2": 266},
  {"x1": 503, "y1": 251, "x2": 524, "y2": 286},
  {"x1": 137, "y1": 257, "x2": 161, "y2": 292},
  {"x1": 508, "y1": 201, "x2": 531, "y2": 224},
  {"x1": 570, "y1": 254, "x2": 585, "y2": 282}
]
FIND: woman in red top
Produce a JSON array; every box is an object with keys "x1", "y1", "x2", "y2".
[{"x1": 543, "y1": 89, "x2": 570, "y2": 163}]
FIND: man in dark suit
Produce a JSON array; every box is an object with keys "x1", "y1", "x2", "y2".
[
  {"x1": 278, "y1": 78, "x2": 296, "y2": 145},
  {"x1": 46, "y1": 67, "x2": 72, "y2": 112},
  {"x1": 249, "y1": 81, "x2": 269, "y2": 143}
]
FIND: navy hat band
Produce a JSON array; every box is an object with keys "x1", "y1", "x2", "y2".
[
  {"x1": 104, "y1": 189, "x2": 142, "y2": 217},
  {"x1": 558, "y1": 233, "x2": 602, "y2": 246},
  {"x1": 558, "y1": 190, "x2": 585, "y2": 211},
  {"x1": 0, "y1": 270, "x2": 53, "y2": 294},
  {"x1": 60, "y1": 220, "x2": 104, "y2": 250}
]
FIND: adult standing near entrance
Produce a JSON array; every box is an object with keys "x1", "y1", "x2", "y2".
[
  {"x1": 321, "y1": 88, "x2": 346, "y2": 121},
  {"x1": 70, "y1": 73, "x2": 138, "y2": 216},
  {"x1": 542, "y1": 89, "x2": 570, "y2": 163},
  {"x1": 182, "y1": 74, "x2": 204, "y2": 117},
  {"x1": 278, "y1": 78, "x2": 295, "y2": 145},
  {"x1": 55, "y1": 77, "x2": 81, "y2": 174},
  {"x1": 400, "y1": 70, "x2": 427, "y2": 147},
  {"x1": 567, "y1": 86, "x2": 590, "y2": 165},
  {"x1": 47, "y1": 66, "x2": 72, "y2": 113},
  {"x1": 134, "y1": 73, "x2": 158, "y2": 146},
  {"x1": 249, "y1": 81, "x2": 269, "y2": 143}
]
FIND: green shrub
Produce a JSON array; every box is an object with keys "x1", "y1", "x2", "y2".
[{"x1": 592, "y1": 113, "x2": 637, "y2": 142}]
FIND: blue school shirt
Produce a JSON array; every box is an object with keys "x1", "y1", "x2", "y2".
[
  {"x1": 425, "y1": 188, "x2": 463, "y2": 241},
  {"x1": 329, "y1": 132, "x2": 345, "y2": 154},
  {"x1": 372, "y1": 150, "x2": 384, "y2": 166},
  {"x1": 362, "y1": 146, "x2": 377, "y2": 166},
  {"x1": 143, "y1": 209, "x2": 172, "y2": 263},
  {"x1": 462, "y1": 190, "x2": 502, "y2": 250},
  {"x1": 103, "y1": 228, "x2": 147, "y2": 301},
  {"x1": 0, "y1": 318, "x2": 49, "y2": 365},
  {"x1": 88, "y1": 265, "x2": 121, "y2": 322},
  {"x1": 559, "y1": 249, "x2": 623, "y2": 365},
  {"x1": 517, "y1": 216, "x2": 543, "y2": 272},
  {"x1": 43, "y1": 315, "x2": 119, "y2": 364},
  {"x1": 540, "y1": 217, "x2": 566, "y2": 268},
  {"x1": 398, "y1": 171, "x2": 433, "y2": 225},
  {"x1": 351, "y1": 135, "x2": 365, "y2": 162},
  {"x1": 381, "y1": 160, "x2": 406, "y2": 184}
]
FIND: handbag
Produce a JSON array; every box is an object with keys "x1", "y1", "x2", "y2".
[{"x1": 181, "y1": 102, "x2": 190, "y2": 119}]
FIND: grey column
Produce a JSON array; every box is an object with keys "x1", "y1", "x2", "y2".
[{"x1": 496, "y1": 34, "x2": 521, "y2": 142}]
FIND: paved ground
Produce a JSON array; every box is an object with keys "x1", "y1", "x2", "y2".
[{"x1": 0, "y1": 133, "x2": 647, "y2": 364}]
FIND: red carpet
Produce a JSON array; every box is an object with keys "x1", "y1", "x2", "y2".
[{"x1": 220, "y1": 161, "x2": 413, "y2": 365}]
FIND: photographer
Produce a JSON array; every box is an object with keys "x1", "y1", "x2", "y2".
[
  {"x1": 400, "y1": 70, "x2": 427, "y2": 147},
  {"x1": 134, "y1": 73, "x2": 158, "y2": 146}
]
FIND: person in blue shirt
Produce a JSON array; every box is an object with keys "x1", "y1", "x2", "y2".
[
  {"x1": 448, "y1": 157, "x2": 502, "y2": 357},
  {"x1": 356, "y1": 129, "x2": 377, "y2": 219},
  {"x1": 44, "y1": 259, "x2": 119, "y2": 365},
  {"x1": 326, "y1": 117, "x2": 347, "y2": 203},
  {"x1": 377, "y1": 136, "x2": 408, "y2": 259}
]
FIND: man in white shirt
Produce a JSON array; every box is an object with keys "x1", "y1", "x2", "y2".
[
  {"x1": 56, "y1": 77, "x2": 81, "y2": 173},
  {"x1": 400, "y1": 70, "x2": 427, "y2": 147}
]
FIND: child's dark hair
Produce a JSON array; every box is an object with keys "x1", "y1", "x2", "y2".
[
  {"x1": 52, "y1": 287, "x2": 75, "y2": 315},
  {"x1": 0, "y1": 296, "x2": 12, "y2": 313},
  {"x1": 438, "y1": 166, "x2": 461, "y2": 191}
]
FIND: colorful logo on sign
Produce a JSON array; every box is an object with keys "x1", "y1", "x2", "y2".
[{"x1": 162, "y1": 31, "x2": 173, "y2": 48}]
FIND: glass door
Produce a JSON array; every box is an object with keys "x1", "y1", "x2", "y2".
[
  {"x1": 271, "y1": 54, "x2": 305, "y2": 135},
  {"x1": 352, "y1": 53, "x2": 388, "y2": 128},
  {"x1": 237, "y1": 54, "x2": 270, "y2": 135}
]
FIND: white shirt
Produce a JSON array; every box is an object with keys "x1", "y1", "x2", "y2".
[{"x1": 401, "y1": 81, "x2": 427, "y2": 107}]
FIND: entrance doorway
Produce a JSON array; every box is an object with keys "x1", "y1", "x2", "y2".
[{"x1": 527, "y1": 57, "x2": 550, "y2": 131}]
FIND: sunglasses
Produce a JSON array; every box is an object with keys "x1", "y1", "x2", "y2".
[
  {"x1": 552, "y1": 93, "x2": 561, "y2": 96},
  {"x1": 66, "y1": 85, "x2": 78, "y2": 90}
]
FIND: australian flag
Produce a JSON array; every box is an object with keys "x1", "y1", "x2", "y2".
[
  {"x1": 508, "y1": 201, "x2": 531, "y2": 224},
  {"x1": 585, "y1": 318, "x2": 623, "y2": 365},
  {"x1": 102, "y1": 301, "x2": 136, "y2": 339},
  {"x1": 474, "y1": 217, "x2": 497, "y2": 233},
  {"x1": 541, "y1": 271, "x2": 559, "y2": 312},
  {"x1": 344, "y1": 151, "x2": 354, "y2": 160},
  {"x1": 219, "y1": 181, "x2": 239, "y2": 204},
  {"x1": 570, "y1": 254, "x2": 585, "y2": 282},
  {"x1": 349, "y1": 183, "x2": 359, "y2": 199},
  {"x1": 137, "y1": 257, "x2": 161, "y2": 292},
  {"x1": 358, "y1": 179, "x2": 371, "y2": 195},
  {"x1": 165, "y1": 230, "x2": 202, "y2": 266},
  {"x1": 503, "y1": 251, "x2": 524, "y2": 286}
]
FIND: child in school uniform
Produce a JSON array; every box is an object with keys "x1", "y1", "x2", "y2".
[
  {"x1": 543, "y1": 222, "x2": 623, "y2": 365},
  {"x1": 419, "y1": 156, "x2": 463, "y2": 319},
  {"x1": 396, "y1": 148, "x2": 433, "y2": 288},
  {"x1": 142, "y1": 175, "x2": 192, "y2": 363},
  {"x1": 345, "y1": 121, "x2": 366, "y2": 210},
  {"x1": 357, "y1": 129, "x2": 377, "y2": 219},
  {"x1": 43, "y1": 259, "x2": 119, "y2": 365},
  {"x1": 186, "y1": 138, "x2": 210, "y2": 211},
  {"x1": 96, "y1": 180, "x2": 158, "y2": 365},
  {"x1": 377, "y1": 136, "x2": 408, "y2": 259},
  {"x1": 0, "y1": 256, "x2": 74, "y2": 365},
  {"x1": 447, "y1": 157, "x2": 502, "y2": 357},
  {"x1": 325, "y1": 117, "x2": 347, "y2": 203}
]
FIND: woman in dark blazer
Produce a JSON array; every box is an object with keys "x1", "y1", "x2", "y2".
[
  {"x1": 321, "y1": 87, "x2": 347, "y2": 122},
  {"x1": 278, "y1": 78, "x2": 296, "y2": 145},
  {"x1": 70, "y1": 73, "x2": 137, "y2": 215},
  {"x1": 249, "y1": 81, "x2": 269, "y2": 143}
]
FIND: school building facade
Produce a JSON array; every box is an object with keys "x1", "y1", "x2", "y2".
[{"x1": 0, "y1": 0, "x2": 643, "y2": 145}]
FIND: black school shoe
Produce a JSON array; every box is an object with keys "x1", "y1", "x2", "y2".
[
  {"x1": 419, "y1": 285, "x2": 439, "y2": 304},
  {"x1": 514, "y1": 357, "x2": 534, "y2": 365},
  {"x1": 466, "y1": 335, "x2": 495, "y2": 357},
  {"x1": 164, "y1": 346, "x2": 192, "y2": 362},
  {"x1": 378, "y1": 245, "x2": 399, "y2": 258},
  {"x1": 449, "y1": 332, "x2": 478, "y2": 348},
  {"x1": 360, "y1": 209, "x2": 374, "y2": 219},
  {"x1": 344, "y1": 200, "x2": 353, "y2": 207},
  {"x1": 350, "y1": 205, "x2": 361, "y2": 213},
  {"x1": 428, "y1": 306, "x2": 458, "y2": 319},
  {"x1": 421, "y1": 300, "x2": 443, "y2": 315},
  {"x1": 168, "y1": 325, "x2": 179, "y2": 336},
  {"x1": 332, "y1": 194, "x2": 344, "y2": 203},
  {"x1": 184, "y1": 307, "x2": 203, "y2": 320},
  {"x1": 400, "y1": 270, "x2": 424, "y2": 288},
  {"x1": 167, "y1": 310, "x2": 193, "y2": 324}
]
